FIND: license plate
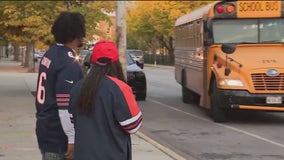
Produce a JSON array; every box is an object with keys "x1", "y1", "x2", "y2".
[{"x1": 266, "y1": 96, "x2": 282, "y2": 104}]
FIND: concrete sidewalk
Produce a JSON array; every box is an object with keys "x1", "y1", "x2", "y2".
[{"x1": 0, "y1": 59, "x2": 176, "y2": 160}]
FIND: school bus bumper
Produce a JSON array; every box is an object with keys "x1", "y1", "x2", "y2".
[{"x1": 215, "y1": 89, "x2": 284, "y2": 111}]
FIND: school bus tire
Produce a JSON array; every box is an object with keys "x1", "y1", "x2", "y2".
[
  {"x1": 210, "y1": 80, "x2": 227, "y2": 122},
  {"x1": 182, "y1": 86, "x2": 193, "y2": 103}
]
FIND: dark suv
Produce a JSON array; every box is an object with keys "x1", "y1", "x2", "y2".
[{"x1": 127, "y1": 49, "x2": 144, "y2": 69}]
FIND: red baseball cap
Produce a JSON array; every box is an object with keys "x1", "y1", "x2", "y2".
[{"x1": 91, "y1": 40, "x2": 119, "y2": 65}]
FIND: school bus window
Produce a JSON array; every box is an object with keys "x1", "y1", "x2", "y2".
[
  {"x1": 196, "y1": 20, "x2": 202, "y2": 47},
  {"x1": 181, "y1": 27, "x2": 185, "y2": 46},
  {"x1": 192, "y1": 22, "x2": 196, "y2": 46},
  {"x1": 188, "y1": 23, "x2": 193, "y2": 45},
  {"x1": 176, "y1": 26, "x2": 181, "y2": 40},
  {"x1": 212, "y1": 19, "x2": 258, "y2": 43},
  {"x1": 187, "y1": 24, "x2": 191, "y2": 40},
  {"x1": 259, "y1": 19, "x2": 284, "y2": 43},
  {"x1": 180, "y1": 25, "x2": 184, "y2": 41},
  {"x1": 194, "y1": 21, "x2": 198, "y2": 46}
]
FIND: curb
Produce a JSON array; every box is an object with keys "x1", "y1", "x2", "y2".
[
  {"x1": 144, "y1": 64, "x2": 174, "y2": 69},
  {"x1": 135, "y1": 131, "x2": 186, "y2": 160}
]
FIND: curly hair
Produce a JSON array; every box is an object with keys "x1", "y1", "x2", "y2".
[{"x1": 51, "y1": 11, "x2": 86, "y2": 44}]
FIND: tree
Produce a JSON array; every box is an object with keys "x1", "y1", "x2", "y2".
[
  {"x1": 0, "y1": 1, "x2": 116, "y2": 72},
  {"x1": 127, "y1": 1, "x2": 211, "y2": 64},
  {"x1": 0, "y1": 1, "x2": 66, "y2": 70}
]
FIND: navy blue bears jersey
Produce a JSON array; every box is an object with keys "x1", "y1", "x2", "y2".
[
  {"x1": 69, "y1": 75, "x2": 142, "y2": 160},
  {"x1": 35, "y1": 44, "x2": 83, "y2": 153}
]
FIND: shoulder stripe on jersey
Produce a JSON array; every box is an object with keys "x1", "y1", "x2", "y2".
[{"x1": 106, "y1": 76, "x2": 140, "y2": 117}]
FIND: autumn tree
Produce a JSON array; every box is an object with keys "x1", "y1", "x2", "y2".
[
  {"x1": 127, "y1": 1, "x2": 211, "y2": 64},
  {"x1": 68, "y1": 1, "x2": 116, "y2": 43},
  {"x1": 0, "y1": 1, "x2": 67, "y2": 72},
  {"x1": 0, "y1": 1, "x2": 115, "y2": 72}
]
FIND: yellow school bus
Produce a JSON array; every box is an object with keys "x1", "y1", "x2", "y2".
[{"x1": 174, "y1": 0, "x2": 284, "y2": 122}]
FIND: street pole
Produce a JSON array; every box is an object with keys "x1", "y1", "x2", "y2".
[{"x1": 116, "y1": 1, "x2": 127, "y2": 79}]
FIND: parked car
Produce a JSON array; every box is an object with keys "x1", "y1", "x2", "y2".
[
  {"x1": 77, "y1": 49, "x2": 91, "y2": 64},
  {"x1": 82, "y1": 52, "x2": 147, "y2": 101},
  {"x1": 127, "y1": 49, "x2": 144, "y2": 69},
  {"x1": 37, "y1": 50, "x2": 46, "y2": 59},
  {"x1": 33, "y1": 52, "x2": 39, "y2": 62},
  {"x1": 33, "y1": 49, "x2": 46, "y2": 62}
]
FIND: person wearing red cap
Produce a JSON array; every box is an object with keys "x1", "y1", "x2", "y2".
[{"x1": 69, "y1": 40, "x2": 142, "y2": 160}]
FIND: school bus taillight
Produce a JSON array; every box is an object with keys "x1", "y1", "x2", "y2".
[
  {"x1": 216, "y1": 5, "x2": 224, "y2": 13},
  {"x1": 226, "y1": 5, "x2": 235, "y2": 13},
  {"x1": 216, "y1": 4, "x2": 235, "y2": 14}
]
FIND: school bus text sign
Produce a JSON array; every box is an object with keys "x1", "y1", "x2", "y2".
[{"x1": 237, "y1": 1, "x2": 281, "y2": 18}]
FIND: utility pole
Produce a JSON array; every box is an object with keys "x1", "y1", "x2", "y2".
[{"x1": 116, "y1": 1, "x2": 127, "y2": 79}]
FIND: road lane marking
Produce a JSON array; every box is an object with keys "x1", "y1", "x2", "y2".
[
  {"x1": 136, "y1": 131, "x2": 186, "y2": 160},
  {"x1": 148, "y1": 98, "x2": 284, "y2": 149}
]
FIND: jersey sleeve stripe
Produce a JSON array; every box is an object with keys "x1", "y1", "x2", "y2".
[
  {"x1": 122, "y1": 116, "x2": 142, "y2": 131},
  {"x1": 57, "y1": 102, "x2": 69, "y2": 106},
  {"x1": 56, "y1": 98, "x2": 70, "y2": 102},
  {"x1": 56, "y1": 94, "x2": 70, "y2": 98},
  {"x1": 119, "y1": 111, "x2": 142, "y2": 126},
  {"x1": 128, "y1": 122, "x2": 142, "y2": 134}
]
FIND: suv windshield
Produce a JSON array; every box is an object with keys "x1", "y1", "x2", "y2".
[
  {"x1": 212, "y1": 18, "x2": 284, "y2": 44},
  {"x1": 80, "y1": 50, "x2": 90, "y2": 56},
  {"x1": 126, "y1": 53, "x2": 136, "y2": 65},
  {"x1": 127, "y1": 50, "x2": 143, "y2": 56}
]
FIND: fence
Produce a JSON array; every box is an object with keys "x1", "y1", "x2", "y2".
[
  {"x1": 0, "y1": 46, "x2": 8, "y2": 59},
  {"x1": 144, "y1": 54, "x2": 174, "y2": 66}
]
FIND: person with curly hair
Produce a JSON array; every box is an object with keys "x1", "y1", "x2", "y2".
[{"x1": 35, "y1": 11, "x2": 85, "y2": 160}]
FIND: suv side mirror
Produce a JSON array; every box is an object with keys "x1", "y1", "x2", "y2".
[{"x1": 84, "y1": 61, "x2": 91, "y2": 69}]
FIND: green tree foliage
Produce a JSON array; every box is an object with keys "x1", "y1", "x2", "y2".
[
  {"x1": 0, "y1": 1, "x2": 67, "y2": 66},
  {"x1": 0, "y1": 1, "x2": 66, "y2": 45},
  {"x1": 0, "y1": 1, "x2": 116, "y2": 46},
  {"x1": 0, "y1": 1, "x2": 115, "y2": 71},
  {"x1": 126, "y1": 1, "x2": 211, "y2": 64}
]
